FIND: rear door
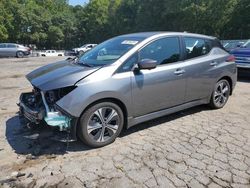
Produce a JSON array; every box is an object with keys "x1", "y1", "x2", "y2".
[
  {"x1": 182, "y1": 37, "x2": 220, "y2": 102},
  {"x1": 6, "y1": 44, "x2": 18, "y2": 56}
]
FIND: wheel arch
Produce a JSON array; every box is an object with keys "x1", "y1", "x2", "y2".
[{"x1": 79, "y1": 97, "x2": 128, "y2": 129}]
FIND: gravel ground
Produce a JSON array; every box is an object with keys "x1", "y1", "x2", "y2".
[{"x1": 0, "y1": 57, "x2": 250, "y2": 188}]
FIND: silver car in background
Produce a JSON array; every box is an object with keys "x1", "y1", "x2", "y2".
[
  {"x1": 72, "y1": 44, "x2": 97, "y2": 55},
  {"x1": 19, "y1": 32, "x2": 237, "y2": 147},
  {"x1": 0, "y1": 43, "x2": 31, "y2": 58}
]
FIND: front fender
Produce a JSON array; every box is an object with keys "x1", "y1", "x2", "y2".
[{"x1": 56, "y1": 87, "x2": 132, "y2": 118}]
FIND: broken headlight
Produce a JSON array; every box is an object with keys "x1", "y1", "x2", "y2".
[{"x1": 45, "y1": 86, "x2": 77, "y2": 105}]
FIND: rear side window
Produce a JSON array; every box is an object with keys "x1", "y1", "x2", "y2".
[
  {"x1": 184, "y1": 37, "x2": 211, "y2": 59},
  {"x1": 0, "y1": 44, "x2": 6, "y2": 48},
  {"x1": 139, "y1": 37, "x2": 181, "y2": 65},
  {"x1": 6, "y1": 44, "x2": 17, "y2": 48}
]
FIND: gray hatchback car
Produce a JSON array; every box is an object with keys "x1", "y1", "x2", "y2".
[
  {"x1": 19, "y1": 32, "x2": 237, "y2": 147},
  {"x1": 0, "y1": 43, "x2": 31, "y2": 58}
]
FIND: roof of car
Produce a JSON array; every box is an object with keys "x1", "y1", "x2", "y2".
[
  {"x1": 0, "y1": 43, "x2": 19, "y2": 45},
  {"x1": 119, "y1": 32, "x2": 216, "y2": 40}
]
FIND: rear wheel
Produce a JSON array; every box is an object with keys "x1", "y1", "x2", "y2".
[
  {"x1": 209, "y1": 79, "x2": 231, "y2": 109},
  {"x1": 78, "y1": 102, "x2": 124, "y2": 147},
  {"x1": 16, "y1": 51, "x2": 24, "y2": 58}
]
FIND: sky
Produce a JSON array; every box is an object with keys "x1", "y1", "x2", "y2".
[{"x1": 68, "y1": 0, "x2": 89, "y2": 6}]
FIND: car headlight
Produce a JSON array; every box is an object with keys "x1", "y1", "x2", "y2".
[{"x1": 45, "y1": 86, "x2": 77, "y2": 105}]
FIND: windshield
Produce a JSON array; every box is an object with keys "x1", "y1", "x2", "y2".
[
  {"x1": 77, "y1": 36, "x2": 145, "y2": 66},
  {"x1": 243, "y1": 40, "x2": 250, "y2": 48}
]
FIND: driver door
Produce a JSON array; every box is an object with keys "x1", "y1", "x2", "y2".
[{"x1": 131, "y1": 37, "x2": 187, "y2": 117}]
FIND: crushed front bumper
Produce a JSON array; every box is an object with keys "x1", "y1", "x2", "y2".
[
  {"x1": 19, "y1": 93, "x2": 45, "y2": 124},
  {"x1": 18, "y1": 92, "x2": 78, "y2": 141}
]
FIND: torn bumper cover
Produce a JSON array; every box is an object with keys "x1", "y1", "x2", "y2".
[{"x1": 19, "y1": 92, "x2": 78, "y2": 141}]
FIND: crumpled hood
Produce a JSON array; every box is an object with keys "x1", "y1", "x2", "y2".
[{"x1": 26, "y1": 60, "x2": 100, "y2": 91}]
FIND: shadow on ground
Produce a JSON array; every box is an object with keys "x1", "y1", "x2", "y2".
[
  {"x1": 6, "y1": 105, "x2": 209, "y2": 157},
  {"x1": 5, "y1": 115, "x2": 92, "y2": 156},
  {"x1": 238, "y1": 68, "x2": 250, "y2": 82}
]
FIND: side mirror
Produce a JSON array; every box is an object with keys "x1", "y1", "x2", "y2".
[{"x1": 138, "y1": 59, "x2": 157, "y2": 70}]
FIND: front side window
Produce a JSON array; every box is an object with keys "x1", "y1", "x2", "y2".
[
  {"x1": 184, "y1": 37, "x2": 211, "y2": 59},
  {"x1": 118, "y1": 53, "x2": 138, "y2": 73},
  {"x1": 139, "y1": 37, "x2": 180, "y2": 65},
  {"x1": 78, "y1": 36, "x2": 145, "y2": 67}
]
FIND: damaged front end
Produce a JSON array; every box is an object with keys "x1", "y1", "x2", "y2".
[
  {"x1": 19, "y1": 86, "x2": 78, "y2": 141},
  {"x1": 18, "y1": 59, "x2": 101, "y2": 141}
]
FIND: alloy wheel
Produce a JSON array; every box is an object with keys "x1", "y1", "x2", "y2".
[
  {"x1": 87, "y1": 107, "x2": 120, "y2": 143},
  {"x1": 17, "y1": 51, "x2": 24, "y2": 58},
  {"x1": 213, "y1": 80, "x2": 230, "y2": 107}
]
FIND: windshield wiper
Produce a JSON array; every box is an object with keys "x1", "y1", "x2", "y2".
[
  {"x1": 102, "y1": 58, "x2": 118, "y2": 61},
  {"x1": 77, "y1": 60, "x2": 93, "y2": 67}
]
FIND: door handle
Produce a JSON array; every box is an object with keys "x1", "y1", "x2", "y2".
[
  {"x1": 174, "y1": 69, "x2": 185, "y2": 75},
  {"x1": 210, "y1": 61, "x2": 218, "y2": 66}
]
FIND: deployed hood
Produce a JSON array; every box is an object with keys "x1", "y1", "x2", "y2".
[{"x1": 26, "y1": 60, "x2": 100, "y2": 91}]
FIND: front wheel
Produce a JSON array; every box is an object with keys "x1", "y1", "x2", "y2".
[
  {"x1": 209, "y1": 79, "x2": 231, "y2": 109},
  {"x1": 78, "y1": 102, "x2": 124, "y2": 147}
]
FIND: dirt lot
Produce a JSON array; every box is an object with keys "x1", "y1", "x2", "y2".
[{"x1": 0, "y1": 57, "x2": 250, "y2": 188}]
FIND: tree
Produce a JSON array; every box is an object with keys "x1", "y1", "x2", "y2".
[
  {"x1": 48, "y1": 26, "x2": 64, "y2": 49},
  {"x1": 0, "y1": 0, "x2": 249, "y2": 49}
]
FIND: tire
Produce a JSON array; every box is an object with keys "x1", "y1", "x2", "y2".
[
  {"x1": 78, "y1": 102, "x2": 124, "y2": 147},
  {"x1": 16, "y1": 51, "x2": 24, "y2": 58},
  {"x1": 209, "y1": 79, "x2": 231, "y2": 109}
]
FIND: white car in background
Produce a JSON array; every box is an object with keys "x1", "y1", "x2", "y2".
[
  {"x1": 72, "y1": 44, "x2": 97, "y2": 54},
  {"x1": 40, "y1": 50, "x2": 64, "y2": 57}
]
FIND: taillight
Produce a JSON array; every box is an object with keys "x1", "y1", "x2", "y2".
[
  {"x1": 26, "y1": 47, "x2": 31, "y2": 51},
  {"x1": 226, "y1": 55, "x2": 235, "y2": 62}
]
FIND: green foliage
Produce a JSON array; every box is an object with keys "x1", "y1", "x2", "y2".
[
  {"x1": 0, "y1": 0, "x2": 249, "y2": 49},
  {"x1": 48, "y1": 26, "x2": 64, "y2": 48}
]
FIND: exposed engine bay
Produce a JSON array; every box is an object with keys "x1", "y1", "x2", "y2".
[{"x1": 19, "y1": 86, "x2": 76, "y2": 132}]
